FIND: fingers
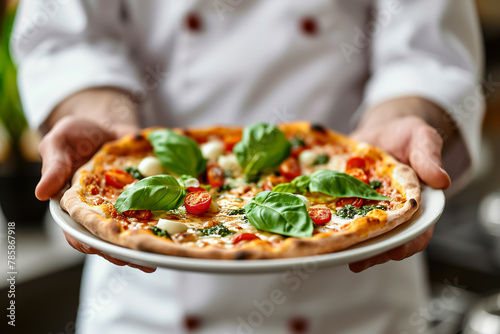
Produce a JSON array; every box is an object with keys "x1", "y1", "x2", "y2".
[
  {"x1": 409, "y1": 125, "x2": 451, "y2": 190},
  {"x1": 63, "y1": 232, "x2": 156, "y2": 273},
  {"x1": 349, "y1": 227, "x2": 434, "y2": 273}
]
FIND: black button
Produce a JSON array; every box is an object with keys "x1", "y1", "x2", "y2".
[
  {"x1": 300, "y1": 17, "x2": 318, "y2": 36},
  {"x1": 184, "y1": 316, "x2": 202, "y2": 331},
  {"x1": 289, "y1": 317, "x2": 308, "y2": 333},
  {"x1": 185, "y1": 12, "x2": 202, "y2": 32}
]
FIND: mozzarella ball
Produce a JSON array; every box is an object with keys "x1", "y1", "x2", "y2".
[
  {"x1": 184, "y1": 178, "x2": 200, "y2": 188},
  {"x1": 138, "y1": 157, "x2": 164, "y2": 177},
  {"x1": 295, "y1": 194, "x2": 310, "y2": 208},
  {"x1": 299, "y1": 150, "x2": 317, "y2": 167},
  {"x1": 218, "y1": 154, "x2": 242, "y2": 176},
  {"x1": 208, "y1": 199, "x2": 220, "y2": 213},
  {"x1": 156, "y1": 219, "x2": 188, "y2": 235},
  {"x1": 201, "y1": 141, "x2": 225, "y2": 162}
]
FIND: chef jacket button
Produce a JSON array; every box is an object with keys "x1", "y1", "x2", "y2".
[
  {"x1": 288, "y1": 317, "x2": 309, "y2": 333},
  {"x1": 185, "y1": 12, "x2": 203, "y2": 32},
  {"x1": 184, "y1": 315, "x2": 202, "y2": 331},
  {"x1": 300, "y1": 17, "x2": 318, "y2": 36}
]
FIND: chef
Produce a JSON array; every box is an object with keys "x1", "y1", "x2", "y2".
[{"x1": 12, "y1": 0, "x2": 484, "y2": 333}]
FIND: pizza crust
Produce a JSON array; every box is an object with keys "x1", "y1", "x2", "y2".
[{"x1": 60, "y1": 123, "x2": 421, "y2": 260}]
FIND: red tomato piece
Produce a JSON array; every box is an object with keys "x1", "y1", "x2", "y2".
[
  {"x1": 346, "y1": 157, "x2": 366, "y2": 171},
  {"x1": 336, "y1": 197, "x2": 364, "y2": 208},
  {"x1": 224, "y1": 134, "x2": 241, "y2": 152},
  {"x1": 291, "y1": 146, "x2": 306, "y2": 158},
  {"x1": 346, "y1": 168, "x2": 369, "y2": 184},
  {"x1": 279, "y1": 157, "x2": 301, "y2": 179},
  {"x1": 207, "y1": 164, "x2": 225, "y2": 188},
  {"x1": 308, "y1": 207, "x2": 332, "y2": 225},
  {"x1": 187, "y1": 187, "x2": 206, "y2": 193},
  {"x1": 122, "y1": 210, "x2": 152, "y2": 220},
  {"x1": 105, "y1": 169, "x2": 135, "y2": 188},
  {"x1": 232, "y1": 233, "x2": 260, "y2": 244},
  {"x1": 184, "y1": 191, "x2": 212, "y2": 215}
]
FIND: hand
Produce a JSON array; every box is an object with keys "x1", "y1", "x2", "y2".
[
  {"x1": 38, "y1": 112, "x2": 155, "y2": 273},
  {"x1": 348, "y1": 114, "x2": 451, "y2": 273}
]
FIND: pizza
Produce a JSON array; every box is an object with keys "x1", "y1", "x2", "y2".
[{"x1": 60, "y1": 122, "x2": 420, "y2": 260}]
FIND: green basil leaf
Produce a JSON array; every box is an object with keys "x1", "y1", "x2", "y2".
[
  {"x1": 114, "y1": 175, "x2": 187, "y2": 212},
  {"x1": 177, "y1": 174, "x2": 195, "y2": 187},
  {"x1": 309, "y1": 170, "x2": 390, "y2": 201},
  {"x1": 234, "y1": 123, "x2": 291, "y2": 179},
  {"x1": 272, "y1": 175, "x2": 310, "y2": 194},
  {"x1": 272, "y1": 183, "x2": 300, "y2": 194},
  {"x1": 124, "y1": 167, "x2": 144, "y2": 180},
  {"x1": 148, "y1": 129, "x2": 207, "y2": 176},
  {"x1": 244, "y1": 191, "x2": 314, "y2": 238}
]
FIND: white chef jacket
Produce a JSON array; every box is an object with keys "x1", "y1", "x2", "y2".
[{"x1": 12, "y1": 1, "x2": 484, "y2": 333}]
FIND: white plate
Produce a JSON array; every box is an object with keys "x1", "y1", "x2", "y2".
[{"x1": 50, "y1": 185, "x2": 444, "y2": 274}]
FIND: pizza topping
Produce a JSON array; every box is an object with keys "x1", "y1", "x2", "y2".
[
  {"x1": 115, "y1": 175, "x2": 187, "y2": 212},
  {"x1": 313, "y1": 154, "x2": 329, "y2": 166},
  {"x1": 156, "y1": 218, "x2": 189, "y2": 235},
  {"x1": 234, "y1": 123, "x2": 291, "y2": 181},
  {"x1": 298, "y1": 150, "x2": 317, "y2": 167},
  {"x1": 201, "y1": 140, "x2": 225, "y2": 161},
  {"x1": 279, "y1": 156, "x2": 302, "y2": 180},
  {"x1": 183, "y1": 177, "x2": 200, "y2": 188},
  {"x1": 290, "y1": 137, "x2": 307, "y2": 157},
  {"x1": 137, "y1": 156, "x2": 164, "y2": 177},
  {"x1": 244, "y1": 191, "x2": 314, "y2": 238},
  {"x1": 123, "y1": 210, "x2": 152, "y2": 220},
  {"x1": 207, "y1": 163, "x2": 225, "y2": 188},
  {"x1": 151, "y1": 226, "x2": 171, "y2": 238},
  {"x1": 172, "y1": 232, "x2": 198, "y2": 243},
  {"x1": 148, "y1": 129, "x2": 207, "y2": 176},
  {"x1": 370, "y1": 180, "x2": 382, "y2": 189},
  {"x1": 295, "y1": 194, "x2": 310, "y2": 208},
  {"x1": 346, "y1": 157, "x2": 366, "y2": 171},
  {"x1": 200, "y1": 223, "x2": 234, "y2": 237},
  {"x1": 336, "y1": 197, "x2": 364, "y2": 208},
  {"x1": 124, "y1": 167, "x2": 145, "y2": 180},
  {"x1": 184, "y1": 191, "x2": 212, "y2": 215},
  {"x1": 227, "y1": 208, "x2": 245, "y2": 215},
  {"x1": 104, "y1": 169, "x2": 135, "y2": 189},
  {"x1": 218, "y1": 154, "x2": 242, "y2": 177},
  {"x1": 336, "y1": 204, "x2": 387, "y2": 219},
  {"x1": 346, "y1": 168, "x2": 369, "y2": 184},
  {"x1": 232, "y1": 233, "x2": 260, "y2": 244},
  {"x1": 308, "y1": 207, "x2": 332, "y2": 225},
  {"x1": 208, "y1": 199, "x2": 220, "y2": 213}
]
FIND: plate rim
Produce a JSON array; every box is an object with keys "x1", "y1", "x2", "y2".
[{"x1": 50, "y1": 185, "x2": 445, "y2": 274}]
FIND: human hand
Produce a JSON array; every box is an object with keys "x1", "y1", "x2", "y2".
[{"x1": 348, "y1": 114, "x2": 451, "y2": 273}]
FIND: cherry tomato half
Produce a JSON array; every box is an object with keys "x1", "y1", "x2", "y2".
[
  {"x1": 346, "y1": 157, "x2": 366, "y2": 171},
  {"x1": 336, "y1": 197, "x2": 364, "y2": 208},
  {"x1": 187, "y1": 187, "x2": 206, "y2": 193},
  {"x1": 346, "y1": 168, "x2": 369, "y2": 184},
  {"x1": 207, "y1": 164, "x2": 225, "y2": 188},
  {"x1": 232, "y1": 233, "x2": 260, "y2": 244},
  {"x1": 184, "y1": 191, "x2": 212, "y2": 215},
  {"x1": 279, "y1": 157, "x2": 301, "y2": 180},
  {"x1": 122, "y1": 210, "x2": 152, "y2": 220},
  {"x1": 105, "y1": 169, "x2": 135, "y2": 188},
  {"x1": 308, "y1": 207, "x2": 332, "y2": 225}
]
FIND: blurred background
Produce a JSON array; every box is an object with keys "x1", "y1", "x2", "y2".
[{"x1": 1, "y1": 0, "x2": 500, "y2": 333}]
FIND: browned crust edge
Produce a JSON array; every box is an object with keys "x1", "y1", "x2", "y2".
[{"x1": 60, "y1": 123, "x2": 421, "y2": 260}]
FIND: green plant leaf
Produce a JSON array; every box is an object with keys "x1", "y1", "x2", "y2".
[
  {"x1": 234, "y1": 123, "x2": 291, "y2": 179},
  {"x1": 272, "y1": 175, "x2": 310, "y2": 194},
  {"x1": 244, "y1": 191, "x2": 314, "y2": 238},
  {"x1": 309, "y1": 170, "x2": 390, "y2": 201},
  {"x1": 114, "y1": 175, "x2": 187, "y2": 212},
  {"x1": 148, "y1": 130, "x2": 207, "y2": 176}
]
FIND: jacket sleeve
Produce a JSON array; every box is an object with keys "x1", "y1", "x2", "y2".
[
  {"x1": 363, "y1": 0, "x2": 485, "y2": 186},
  {"x1": 11, "y1": 0, "x2": 140, "y2": 129}
]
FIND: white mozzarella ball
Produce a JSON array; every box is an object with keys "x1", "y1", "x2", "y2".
[
  {"x1": 208, "y1": 199, "x2": 220, "y2": 213},
  {"x1": 218, "y1": 154, "x2": 242, "y2": 176},
  {"x1": 138, "y1": 157, "x2": 164, "y2": 177},
  {"x1": 184, "y1": 178, "x2": 200, "y2": 188},
  {"x1": 201, "y1": 141, "x2": 225, "y2": 161},
  {"x1": 156, "y1": 219, "x2": 188, "y2": 235},
  {"x1": 295, "y1": 194, "x2": 310, "y2": 208},
  {"x1": 299, "y1": 150, "x2": 317, "y2": 167}
]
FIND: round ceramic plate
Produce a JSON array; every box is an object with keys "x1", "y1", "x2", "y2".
[{"x1": 50, "y1": 185, "x2": 444, "y2": 274}]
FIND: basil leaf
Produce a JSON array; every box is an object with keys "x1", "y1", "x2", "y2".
[
  {"x1": 272, "y1": 175, "x2": 310, "y2": 194},
  {"x1": 309, "y1": 170, "x2": 390, "y2": 201},
  {"x1": 177, "y1": 174, "x2": 195, "y2": 187},
  {"x1": 124, "y1": 167, "x2": 144, "y2": 180},
  {"x1": 114, "y1": 175, "x2": 187, "y2": 212},
  {"x1": 234, "y1": 123, "x2": 291, "y2": 179},
  {"x1": 148, "y1": 129, "x2": 207, "y2": 176},
  {"x1": 244, "y1": 191, "x2": 314, "y2": 238}
]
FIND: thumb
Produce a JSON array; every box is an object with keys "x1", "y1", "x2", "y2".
[{"x1": 409, "y1": 126, "x2": 451, "y2": 190}]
